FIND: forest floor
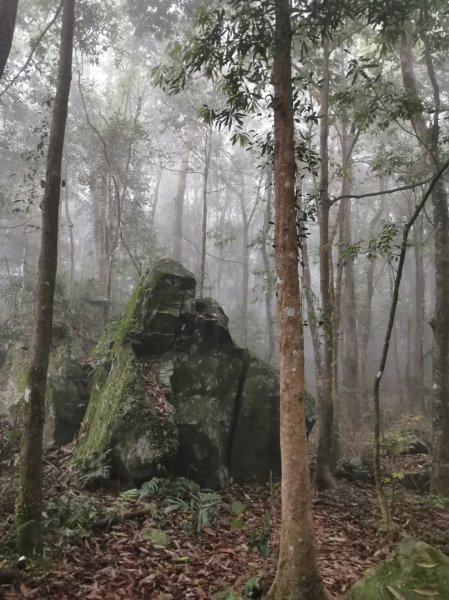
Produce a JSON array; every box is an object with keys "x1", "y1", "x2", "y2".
[{"x1": 1, "y1": 445, "x2": 449, "y2": 600}]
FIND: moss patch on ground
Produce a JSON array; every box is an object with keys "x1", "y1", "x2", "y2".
[{"x1": 347, "y1": 538, "x2": 449, "y2": 599}]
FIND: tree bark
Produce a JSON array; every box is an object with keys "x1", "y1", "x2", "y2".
[
  {"x1": 315, "y1": 37, "x2": 336, "y2": 490},
  {"x1": 173, "y1": 137, "x2": 192, "y2": 262},
  {"x1": 266, "y1": 2, "x2": 327, "y2": 598},
  {"x1": 359, "y1": 202, "x2": 383, "y2": 405},
  {"x1": 400, "y1": 33, "x2": 449, "y2": 496},
  {"x1": 339, "y1": 119, "x2": 360, "y2": 427},
  {"x1": 261, "y1": 167, "x2": 275, "y2": 364},
  {"x1": 63, "y1": 165, "x2": 75, "y2": 297},
  {"x1": 15, "y1": 0, "x2": 75, "y2": 554},
  {"x1": 198, "y1": 130, "x2": 212, "y2": 298},
  {"x1": 0, "y1": 0, "x2": 19, "y2": 79},
  {"x1": 411, "y1": 212, "x2": 425, "y2": 412}
]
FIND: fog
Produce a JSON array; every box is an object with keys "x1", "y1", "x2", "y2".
[{"x1": 0, "y1": 0, "x2": 444, "y2": 427}]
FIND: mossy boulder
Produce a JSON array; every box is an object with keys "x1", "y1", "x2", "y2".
[
  {"x1": 76, "y1": 259, "x2": 292, "y2": 487},
  {"x1": 0, "y1": 327, "x2": 90, "y2": 448},
  {"x1": 75, "y1": 345, "x2": 178, "y2": 481},
  {"x1": 346, "y1": 538, "x2": 449, "y2": 599},
  {"x1": 126, "y1": 259, "x2": 196, "y2": 356},
  {"x1": 169, "y1": 349, "x2": 245, "y2": 487},
  {"x1": 230, "y1": 352, "x2": 281, "y2": 483}
]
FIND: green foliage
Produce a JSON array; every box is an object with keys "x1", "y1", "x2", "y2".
[
  {"x1": 212, "y1": 576, "x2": 260, "y2": 600},
  {"x1": 228, "y1": 500, "x2": 271, "y2": 557},
  {"x1": 139, "y1": 477, "x2": 222, "y2": 534},
  {"x1": 415, "y1": 494, "x2": 449, "y2": 510},
  {"x1": 248, "y1": 510, "x2": 271, "y2": 557},
  {"x1": 383, "y1": 429, "x2": 417, "y2": 456},
  {"x1": 383, "y1": 414, "x2": 430, "y2": 456},
  {"x1": 78, "y1": 449, "x2": 112, "y2": 488},
  {"x1": 44, "y1": 494, "x2": 109, "y2": 543}
]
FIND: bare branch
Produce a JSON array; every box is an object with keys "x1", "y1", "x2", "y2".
[{"x1": 331, "y1": 177, "x2": 432, "y2": 204}]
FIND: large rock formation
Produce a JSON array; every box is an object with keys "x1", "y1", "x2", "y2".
[
  {"x1": 75, "y1": 259, "x2": 283, "y2": 487},
  {"x1": 0, "y1": 324, "x2": 90, "y2": 447},
  {"x1": 347, "y1": 538, "x2": 449, "y2": 599}
]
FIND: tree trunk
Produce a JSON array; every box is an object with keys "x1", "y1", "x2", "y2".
[
  {"x1": 400, "y1": 33, "x2": 449, "y2": 496},
  {"x1": 198, "y1": 130, "x2": 212, "y2": 298},
  {"x1": 173, "y1": 137, "x2": 192, "y2": 262},
  {"x1": 315, "y1": 37, "x2": 336, "y2": 490},
  {"x1": 0, "y1": 0, "x2": 19, "y2": 79},
  {"x1": 359, "y1": 203, "x2": 383, "y2": 406},
  {"x1": 63, "y1": 165, "x2": 75, "y2": 297},
  {"x1": 266, "y1": 2, "x2": 327, "y2": 598},
  {"x1": 260, "y1": 167, "x2": 275, "y2": 363},
  {"x1": 15, "y1": 0, "x2": 75, "y2": 554},
  {"x1": 339, "y1": 119, "x2": 360, "y2": 427},
  {"x1": 411, "y1": 213, "x2": 425, "y2": 412},
  {"x1": 150, "y1": 167, "x2": 162, "y2": 225}
]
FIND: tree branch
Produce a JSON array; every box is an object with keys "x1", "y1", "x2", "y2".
[
  {"x1": 331, "y1": 177, "x2": 432, "y2": 204},
  {"x1": 0, "y1": 1, "x2": 64, "y2": 99}
]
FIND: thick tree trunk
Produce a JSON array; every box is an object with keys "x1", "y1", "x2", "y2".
[
  {"x1": 266, "y1": 2, "x2": 327, "y2": 598},
  {"x1": 15, "y1": 0, "x2": 75, "y2": 554},
  {"x1": 0, "y1": 0, "x2": 19, "y2": 79},
  {"x1": 315, "y1": 38, "x2": 336, "y2": 490},
  {"x1": 173, "y1": 137, "x2": 191, "y2": 262}
]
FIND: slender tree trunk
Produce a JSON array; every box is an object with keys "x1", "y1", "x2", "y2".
[
  {"x1": 241, "y1": 210, "x2": 249, "y2": 347},
  {"x1": 261, "y1": 167, "x2": 275, "y2": 363},
  {"x1": 400, "y1": 33, "x2": 449, "y2": 495},
  {"x1": 17, "y1": 224, "x2": 31, "y2": 318},
  {"x1": 238, "y1": 173, "x2": 250, "y2": 347},
  {"x1": 198, "y1": 130, "x2": 212, "y2": 298},
  {"x1": 173, "y1": 137, "x2": 192, "y2": 262},
  {"x1": 266, "y1": 2, "x2": 327, "y2": 598},
  {"x1": 0, "y1": 0, "x2": 19, "y2": 79},
  {"x1": 339, "y1": 120, "x2": 360, "y2": 427},
  {"x1": 300, "y1": 191, "x2": 323, "y2": 402},
  {"x1": 315, "y1": 38, "x2": 335, "y2": 490},
  {"x1": 63, "y1": 166, "x2": 75, "y2": 297},
  {"x1": 15, "y1": 0, "x2": 75, "y2": 554},
  {"x1": 359, "y1": 203, "x2": 383, "y2": 405},
  {"x1": 412, "y1": 213, "x2": 425, "y2": 412},
  {"x1": 150, "y1": 167, "x2": 162, "y2": 225}
]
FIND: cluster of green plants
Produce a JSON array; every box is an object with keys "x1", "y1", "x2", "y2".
[
  {"x1": 212, "y1": 576, "x2": 261, "y2": 600},
  {"x1": 77, "y1": 449, "x2": 112, "y2": 488},
  {"x1": 415, "y1": 494, "x2": 449, "y2": 510},
  {"x1": 43, "y1": 494, "x2": 112, "y2": 543},
  {"x1": 229, "y1": 500, "x2": 271, "y2": 558},
  {"x1": 138, "y1": 477, "x2": 222, "y2": 534},
  {"x1": 382, "y1": 413, "x2": 430, "y2": 457}
]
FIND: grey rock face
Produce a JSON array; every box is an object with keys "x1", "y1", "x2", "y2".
[
  {"x1": 76, "y1": 259, "x2": 283, "y2": 487},
  {"x1": 0, "y1": 328, "x2": 89, "y2": 448}
]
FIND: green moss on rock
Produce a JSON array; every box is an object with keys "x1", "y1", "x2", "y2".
[
  {"x1": 346, "y1": 538, "x2": 449, "y2": 599},
  {"x1": 230, "y1": 352, "x2": 281, "y2": 483},
  {"x1": 75, "y1": 344, "x2": 178, "y2": 480}
]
